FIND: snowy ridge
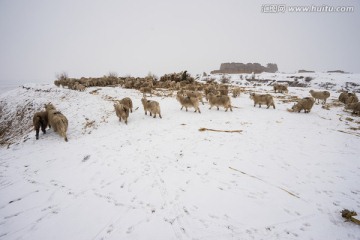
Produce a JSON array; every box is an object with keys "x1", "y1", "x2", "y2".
[{"x1": 0, "y1": 80, "x2": 360, "y2": 240}]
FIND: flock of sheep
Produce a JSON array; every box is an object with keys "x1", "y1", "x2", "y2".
[{"x1": 32, "y1": 79, "x2": 360, "y2": 142}]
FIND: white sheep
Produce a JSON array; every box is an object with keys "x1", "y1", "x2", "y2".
[
  {"x1": 207, "y1": 93, "x2": 232, "y2": 112},
  {"x1": 249, "y1": 93, "x2": 276, "y2": 109},
  {"x1": 114, "y1": 103, "x2": 130, "y2": 124},
  {"x1": 176, "y1": 92, "x2": 201, "y2": 113},
  {"x1": 141, "y1": 97, "x2": 162, "y2": 118},
  {"x1": 309, "y1": 90, "x2": 330, "y2": 104}
]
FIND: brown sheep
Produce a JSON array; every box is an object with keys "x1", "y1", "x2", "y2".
[
  {"x1": 339, "y1": 92, "x2": 359, "y2": 104},
  {"x1": 139, "y1": 87, "x2": 153, "y2": 97},
  {"x1": 141, "y1": 97, "x2": 162, "y2": 118},
  {"x1": 33, "y1": 111, "x2": 49, "y2": 140},
  {"x1": 249, "y1": 93, "x2": 275, "y2": 109},
  {"x1": 345, "y1": 102, "x2": 360, "y2": 115},
  {"x1": 232, "y1": 87, "x2": 241, "y2": 98},
  {"x1": 176, "y1": 92, "x2": 201, "y2": 113},
  {"x1": 114, "y1": 103, "x2": 129, "y2": 124},
  {"x1": 44, "y1": 103, "x2": 69, "y2": 142},
  {"x1": 119, "y1": 97, "x2": 133, "y2": 113},
  {"x1": 76, "y1": 83, "x2": 86, "y2": 91},
  {"x1": 289, "y1": 97, "x2": 315, "y2": 113},
  {"x1": 180, "y1": 90, "x2": 204, "y2": 105},
  {"x1": 309, "y1": 90, "x2": 330, "y2": 104},
  {"x1": 207, "y1": 93, "x2": 232, "y2": 112},
  {"x1": 273, "y1": 83, "x2": 288, "y2": 93}
]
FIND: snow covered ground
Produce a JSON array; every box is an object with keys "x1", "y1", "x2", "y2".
[{"x1": 1, "y1": 73, "x2": 360, "y2": 240}]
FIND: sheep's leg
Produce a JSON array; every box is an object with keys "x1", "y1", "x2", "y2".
[
  {"x1": 230, "y1": 106, "x2": 233, "y2": 112},
  {"x1": 41, "y1": 124, "x2": 46, "y2": 134},
  {"x1": 217, "y1": 106, "x2": 219, "y2": 110},
  {"x1": 198, "y1": 107, "x2": 201, "y2": 114},
  {"x1": 159, "y1": 112, "x2": 162, "y2": 119},
  {"x1": 186, "y1": 107, "x2": 188, "y2": 112},
  {"x1": 153, "y1": 113, "x2": 156, "y2": 118},
  {"x1": 150, "y1": 112, "x2": 152, "y2": 116},
  {"x1": 258, "y1": 104, "x2": 261, "y2": 108},
  {"x1": 180, "y1": 106, "x2": 184, "y2": 110},
  {"x1": 35, "y1": 128, "x2": 40, "y2": 140}
]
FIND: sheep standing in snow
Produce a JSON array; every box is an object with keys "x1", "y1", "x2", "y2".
[
  {"x1": 309, "y1": 90, "x2": 330, "y2": 104},
  {"x1": 176, "y1": 92, "x2": 201, "y2": 113},
  {"x1": 119, "y1": 97, "x2": 133, "y2": 113},
  {"x1": 139, "y1": 87, "x2": 153, "y2": 97},
  {"x1": 288, "y1": 97, "x2": 315, "y2": 113},
  {"x1": 232, "y1": 87, "x2": 241, "y2": 98},
  {"x1": 33, "y1": 111, "x2": 49, "y2": 140},
  {"x1": 75, "y1": 83, "x2": 86, "y2": 91},
  {"x1": 345, "y1": 102, "x2": 360, "y2": 115},
  {"x1": 141, "y1": 97, "x2": 162, "y2": 118},
  {"x1": 339, "y1": 92, "x2": 359, "y2": 104},
  {"x1": 207, "y1": 93, "x2": 232, "y2": 112},
  {"x1": 249, "y1": 93, "x2": 275, "y2": 109},
  {"x1": 273, "y1": 83, "x2": 288, "y2": 93},
  {"x1": 179, "y1": 90, "x2": 204, "y2": 105},
  {"x1": 114, "y1": 103, "x2": 129, "y2": 124},
  {"x1": 44, "y1": 103, "x2": 69, "y2": 142}
]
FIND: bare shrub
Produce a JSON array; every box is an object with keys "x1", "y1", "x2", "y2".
[
  {"x1": 56, "y1": 72, "x2": 69, "y2": 81},
  {"x1": 108, "y1": 72, "x2": 118, "y2": 78},
  {"x1": 220, "y1": 75, "x2": 230, "y2": 84}
]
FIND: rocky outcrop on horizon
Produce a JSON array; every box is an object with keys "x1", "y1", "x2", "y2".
[
  {"x1": 298, "y1": 70, "x2": 315, "y2": 73},
  {"x1": 211, "y1": 62, "x2": 278, "y2": 74}
]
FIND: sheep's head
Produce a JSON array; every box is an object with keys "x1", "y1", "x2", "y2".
[
  {"x1": 123, "y1": 106, "x2": 129, "y2": 113},
  {"x1": 44, "y1": 103, "x2": 55, "y2": 111},
  {"x1": 287, "y1": 103, "x2": 298, "y2": 112},
  {"x1": 286, "y1": 108, "x2": 294, "y2": 112}
]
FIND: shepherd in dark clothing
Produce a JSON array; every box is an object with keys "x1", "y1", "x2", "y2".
[{"x1": 182, "y1": 70, "x2": 187, "y2": 80}]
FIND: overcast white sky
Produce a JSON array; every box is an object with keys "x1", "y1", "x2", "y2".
[{"x1": 0, "y1": 0, "x2": 359, "y2": 84}]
